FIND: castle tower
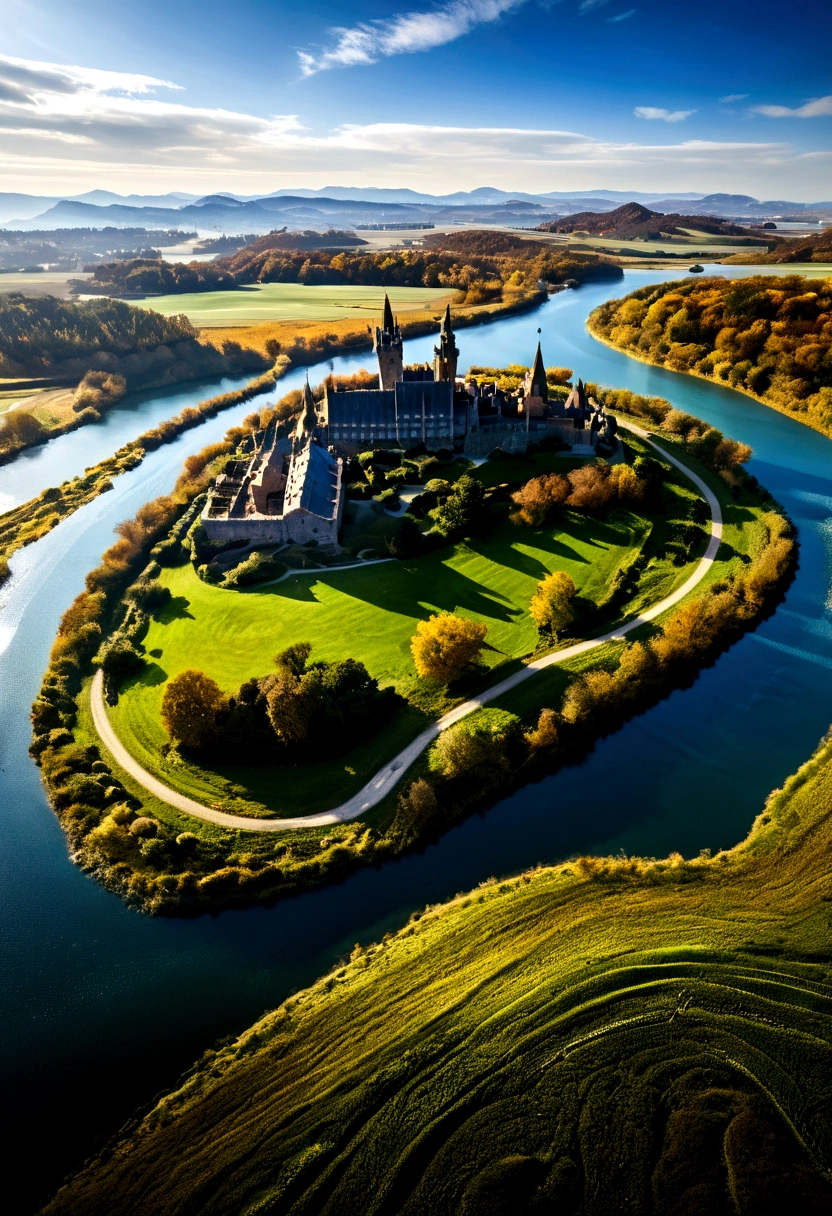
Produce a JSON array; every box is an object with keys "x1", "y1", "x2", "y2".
[
  {"x1": 294, "y1": 377, "x2": 318, "y2": 448},
  {"x1": 528, "y1": 342, "x2": 548, "y2": 401},
  {"x1": 433, "y1": 304, "x2": 459, "y2": 383},
  {"x1": 375, "y1": 293, "x2": 403, "y2": 391}
]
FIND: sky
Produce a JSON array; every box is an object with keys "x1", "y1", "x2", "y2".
[{"x1": 0, "y1": 0, "x2": 830, "y2": 199}]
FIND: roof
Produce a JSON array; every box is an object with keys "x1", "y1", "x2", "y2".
[
  {"x1": 285, "y1": 439, "x2": 340, "y2": 519},
  {"x1": 326, "y1": 388, "x2": 396, "y2": 428},
  {"x1": 530, "y1": 342, "x2": 548, "y2": 400}
]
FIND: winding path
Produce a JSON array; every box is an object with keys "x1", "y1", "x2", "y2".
[{"x1": 91, "y1": 426, "x2": 723, "y2": 833}]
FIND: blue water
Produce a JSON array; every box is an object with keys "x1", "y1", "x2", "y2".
[{"x1": 2, "y1": 267, "x2": 832, "y2": 1210}]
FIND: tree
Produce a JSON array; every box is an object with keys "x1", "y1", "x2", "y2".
[
  {"x1": 411, "y1": 613, "x2": 488, "y2": 684},
  {"x1": 429, "y1": 709, "x2": 519, "y2": 781},
  {"x1": 511, "y1": 473, "x2": 570, "y2": 527},
  {"x1": 432, "y1": 474, "x2": 485, "y2": 536},
  {"x1": 161, "y1": 669, "x2": 226, "y2": 750},
  {"x1": 566, "y1": 464, "x2": 614, "y2": 511},
  {"x1": 529, "y1": 571, "x2": 576, "y2": 635}
]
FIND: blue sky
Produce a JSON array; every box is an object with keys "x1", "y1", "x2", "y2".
[{"x1": 0, "y1": 0, "x2": 830, "y2": 197}]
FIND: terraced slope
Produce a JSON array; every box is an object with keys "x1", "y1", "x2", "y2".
[{"x1": 46, "y1": 731, "x2": 832, "y2": 1215}]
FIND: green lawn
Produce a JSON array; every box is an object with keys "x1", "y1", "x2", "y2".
[
  {"x1": 117, "y1": 283, "x2": 454, "y2": 327},
  {"x1": 45, "y1": 727, "x2": 832, "y2": 1216},
  {"x1": 111, "y1": 506, "x2": 652, "y2": 817}
]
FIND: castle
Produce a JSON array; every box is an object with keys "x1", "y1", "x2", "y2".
[{"x1": 201, "y1": 296, "x2": 618, "y2": 547}]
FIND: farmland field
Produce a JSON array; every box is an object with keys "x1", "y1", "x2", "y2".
[{"x1": 118, "y1": 283, "x2": 455, "y2": 327}]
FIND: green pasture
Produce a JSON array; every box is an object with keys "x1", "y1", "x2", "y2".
[
  {"x1": 47, "y1": 722, "x2": 832, "y2": 1215},
  {"x1": 118, "y1": 283, "x2": 454, "y2": 327}
]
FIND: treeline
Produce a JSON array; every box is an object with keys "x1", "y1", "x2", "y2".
[
  {"x1": 77, "y1": 259, "x2": 237, "y2": 297},
  {"x1": 217, "y1": 230, "x2": 621, "y2": 304},
  {"x1": 0, "y1": 293, "x2": 196, "y2": 373},
  {"x1": 589, "y1": 275, "x2": 832, "y2": 438}
]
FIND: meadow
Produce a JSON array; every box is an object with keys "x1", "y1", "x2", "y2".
[
  {"x1": 106, "y1": 441, "x2": 727, "y2": 821},
  {"x1": 45, "y1": 706, "x2": 832, "y2": 1216},
  {"x1": 120, "y1": 283, "x2": 455, "y2": 327}
]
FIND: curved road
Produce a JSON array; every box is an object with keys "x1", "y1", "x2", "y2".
[{"x1": 91, "y1": 426, "x2": 723, "y2": 832}]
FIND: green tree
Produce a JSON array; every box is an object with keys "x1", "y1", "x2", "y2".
[
  {"x1": 432, "y1": 474, "x2": 485, "y2": 536},
  {"x1": 161, "y1": 669, "x2": 226, "y2": 750}
]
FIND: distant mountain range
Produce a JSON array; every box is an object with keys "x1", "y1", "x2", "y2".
[{"x1": 1, "y1": 188, "x2": 830, "y2": 234}]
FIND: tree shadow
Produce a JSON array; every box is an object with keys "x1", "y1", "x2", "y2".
[
  {"x1": 127, "y1": 661, "x2": 167, "y2": 690},
  {"x1": 157, "y1": 596, "x2": 194, "y2": 622}
]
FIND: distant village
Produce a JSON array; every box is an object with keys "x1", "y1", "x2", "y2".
[{"x1": 202, "y1": 297, "x2": 619, "y2": 548}]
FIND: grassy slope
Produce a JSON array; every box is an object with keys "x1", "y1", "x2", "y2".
[
  {"x1": 46, "y1": 727, "x2": 832, "y2": 1216},
  {"x1": 104, "y1": 444, "x2": 720, "y2": 820},
  {"x1": 127, "y1": 284, "x2": 455, "y2": 327}
]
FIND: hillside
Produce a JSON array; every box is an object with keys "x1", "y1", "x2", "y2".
[
  {"x1": 539, "y1": 201, "x2": 758, "y2": 241},
  {"x1": 43, "y1": 726, "x2": 832, "y2": 1215},
  {"x1": 589, "y1": 274, "x2": 832, "y2": 438},
  {"x1": 724, "y1": 225, "x2": 832, "y2": 265}
]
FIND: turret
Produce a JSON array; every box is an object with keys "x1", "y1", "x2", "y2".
[
  {"x1": 295, "y1": 377, "x2": 318, "y2": 446},
  {"x1": 433, "y1": 304, "x2": 459, "y2": 383},
  {"x1": 375, "y1": 293, "x2": 403, "y2": 390},
  {"x1": 529, "y1": 341, "x2": 548, "y2": 401}
]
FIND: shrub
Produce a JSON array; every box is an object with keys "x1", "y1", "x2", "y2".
[
  {"x1": 161, "y1": 669, "x2": 226, "y2": 751},
  {"x1": 566, "y1": 464, "x2": 615, "y2": 511},
  {"x1": 524, "y1": 708, "x2": 559, "y2": 751},
  {"x1": 411, "y1": 613, "x2": 488, "y2": 683},
  {"x1": 430, "y1": 709, "x2": 519, "y2": 780},
  {"x1": 73, "y1": 370, "x2": 127, "y2": 413},
  {"x1": 129, "y1": 817, "x2": 158, "y2": 838},
  {"x1": 391, "y1": 779, "x2": 441, "y2": 844}
]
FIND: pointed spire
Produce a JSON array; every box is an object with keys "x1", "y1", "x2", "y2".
[
  {"x1": 530, "y1": 341, "x2": 548, "y2": 400},
  {"x1": 442, "y1": 303, "x2": 452, "y2": 334},
  {"x1": 300, "y1": 375, "x2": 317, "y2": 432},
  {"x1": 382, "y1": 293, "x2": 395, "y2": 334}
]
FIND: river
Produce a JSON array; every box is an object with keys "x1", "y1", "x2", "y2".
[{"x1": 2, "y1": 267, "x2": 832, "y2": 1211}]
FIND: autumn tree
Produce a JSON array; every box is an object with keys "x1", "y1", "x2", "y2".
[
  {"x1": 430, "y1": 709, "x2": 519, "y2": 781},
  {"x1": 529, "y1": 571, "x2": 577, "y2": 636},
  {"x1": 566, "y1": 464, "x2": 614, "y2": 511},
  {"x1": 411, "y1": 612, "x2": 488, "y2": 683},
  {"x1": 161, "y1": 669, "x2": 226, "y2": 750},
  {"x1": 511, "y1": 473, "x2": 570, "y2": 527}
]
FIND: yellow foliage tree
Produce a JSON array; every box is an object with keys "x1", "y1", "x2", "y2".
[
  {"x1": 529, "y1": 571, "x2": 577, "y2": 636},
  {"x1": 411, "y1": 613, "x2": 488, "y2": 684}
]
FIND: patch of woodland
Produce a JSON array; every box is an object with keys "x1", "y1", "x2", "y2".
[{"x1": 589, "y1": 274, "x2": 832, "y2": 438}]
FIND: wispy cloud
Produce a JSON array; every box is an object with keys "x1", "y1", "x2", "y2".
[
  {"x1": 752, "y1": 95, "x2": 832, "y2": 118},
  {"x1": 608, "y1": 9, "x2": 636, "y2": 20},
  {"x1": 0, "y1": 53, "x2": 822, "y2": 198},
  {"x1": 719, "y1": 93, "x2": 748, "y2": 103},
  {"x1": 578, "y1": 0, "x2": 611, "y2": 11},
  {"x1": 634, "y1": 105, "x2": 695, "y2": 123},
  {"x1": 297, "y1": 0, "x2": 526, "y2": 76}
]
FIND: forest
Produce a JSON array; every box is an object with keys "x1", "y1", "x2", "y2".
[
  {"x1": 590, "y1": 274, "x2": 832, "y2": 436},
  {"x1": 537, "y1": 201, "x2": 766, "y2": 242},
  {"x1": 76, "y1": 258, "x2": 237, "y2": 297},
  {"x1": 0, "y1": 293, "x2": 198, "y2": 374}
]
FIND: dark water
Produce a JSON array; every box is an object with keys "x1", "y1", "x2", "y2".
[{"x1": 2, "y1": 269, "x2": 832, "y2": 1211}]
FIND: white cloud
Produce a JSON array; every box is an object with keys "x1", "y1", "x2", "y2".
[
  {"x1": 297, "y1": 0, "x2": 526, "y2": 76},
  {"x1": 752, "y1": 95, "x2": 832, "y2": 118},
  {"x1": 719, "y1": 93, "x2": 748, "y2": 103},
  {"x1": 579, "y1": 0, "x2": 612, "y2": 11},
  {"x1": 634, "y1": 106, "x2": 695, "y2": 123},
  {"x1": 608, "y1": 9, "x2": 636, "y2": 21},
  {"x1": 0, "y1": 53, "x2": 824, "y2": 198}
]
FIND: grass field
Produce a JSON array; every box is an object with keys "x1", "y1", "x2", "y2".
[
  {"x1": 104, "y1": 442, "x2": 744, "y2": 821},
  {"x1": 0, "y1": 270, "x2": 87, "y2": 298},
  {"x1": 46, "y1": 711, "x2": 832, "y2": 1215},
  {"x1": 117, "y1": 283, "x2": 455, "y2": 327}
]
